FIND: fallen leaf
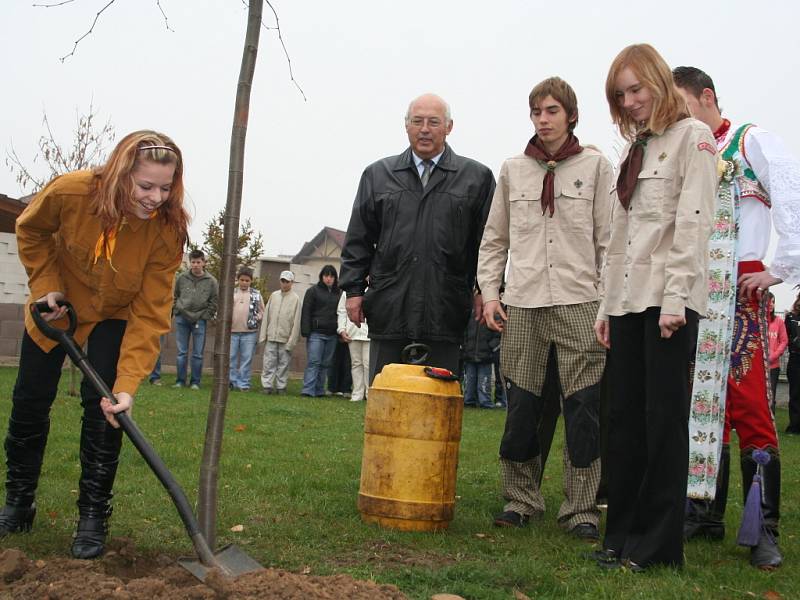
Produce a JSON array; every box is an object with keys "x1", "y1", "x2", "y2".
[
  {"x1": 48, "y1": 511, "x2": 58, "y2": 519},
  {"x1": 245, "y1": 463, "x2": 252, "y2": 469},
  {"x1": 431, "y1": 595, "x2": 465, "y2": 600},
  {"x1": 234, "y1": 424, "x2": 246, "y2": 432},
  {"x1": 764, "y1": 592, "x2": 783, "y2": 600},
  {"x1": 229, "y1": 524, "x2": 244, "y2": 532},
  {"x1": 513, "y1": 591, "x2": 532, "y2": 600},
  {"x1": 474, "y1": 533, "x2": 486, "y2": 539},
  {"x1": 302, "y1": 565, "x2": 311, "y2": 574},
  {"x1": 35, "y1": 560, "x2": 46, "y2": 568}
]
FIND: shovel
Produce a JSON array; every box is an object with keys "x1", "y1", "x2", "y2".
[{"x1": 31, "y1": 300, "x2": 263, "y2": 582}]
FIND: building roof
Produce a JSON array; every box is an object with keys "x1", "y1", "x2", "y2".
[
  {"x1": 0, "y1": 193, "x2": 29, "y2": 234},
  {"x1": 292, "y1": 226, "x2": 346, "y2": 264}
]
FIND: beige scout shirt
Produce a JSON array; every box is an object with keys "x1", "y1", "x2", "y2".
[
  {"x1": 478, "y1": 147, "x2": 614, "y2": 308},
  {"x1": 598, "y1": 118, "x2": 717, "y2": 319}
]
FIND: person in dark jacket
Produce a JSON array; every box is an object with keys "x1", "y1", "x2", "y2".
[
  {"x1": 339, "y1": 93, "x2": 496, "y2": 382},
  {"x1": 785, "y1": 291, "x2": 800, "y2": 433},
  {"x1": 300, "y1": 265, "x2": 341, "y2": 397},
  {"x1": 462, "y1": 318, "x2": 501, "y2": 409}
]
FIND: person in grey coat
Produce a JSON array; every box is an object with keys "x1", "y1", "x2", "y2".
[{"x1": 172, "y1": 249, "x2": 218, "y2": 389}]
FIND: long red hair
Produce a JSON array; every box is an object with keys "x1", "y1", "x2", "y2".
[
  {"x1": 605, "y1": 44, "x2": 688, "y2": 141},
  {"x1": 93, "y1": 130, "x2": 189, "y2": 251}
]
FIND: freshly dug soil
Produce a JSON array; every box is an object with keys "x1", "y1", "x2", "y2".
[{"x1": 0, "y1": 541, "x2": 408, "y2": 600}]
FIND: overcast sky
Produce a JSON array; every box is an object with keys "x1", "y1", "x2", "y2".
[{"x1": 2, "y1": 0, "x2": 799, "y2": 309}]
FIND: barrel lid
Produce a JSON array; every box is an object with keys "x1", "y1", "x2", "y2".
[{"x1": 372, "y1": 363, "x2": 462, "y2": 395}]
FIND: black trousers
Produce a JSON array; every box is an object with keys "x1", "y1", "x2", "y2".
[
  {"x1": 603, "y1": 307, "x2": 698, "y2": 568},
  {"x1": 368, "y1": 339, "x2": 459, "y2": 385},
  {"x1": 7, "y1": 320, "x2": 126, "y2": 503},
  {"x1": 787, "y1": 355, "x2": 800, "y2": 432}
]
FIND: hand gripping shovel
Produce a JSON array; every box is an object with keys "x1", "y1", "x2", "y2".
[{"x1": 31, "y1": 300, "x2": 263, "y2": 581}]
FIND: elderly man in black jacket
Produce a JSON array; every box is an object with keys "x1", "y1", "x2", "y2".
[{"x1": 339, "y1": 93, "x2": 496, "y2": 383}]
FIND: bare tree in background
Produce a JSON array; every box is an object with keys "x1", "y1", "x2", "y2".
[{"x1": 5, "y1": 103, "x2": 115, "y2": 192}]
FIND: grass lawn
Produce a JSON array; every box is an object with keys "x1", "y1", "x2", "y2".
[{"x1": 0, "y1": 366, "x2": 797, "y2": 599}]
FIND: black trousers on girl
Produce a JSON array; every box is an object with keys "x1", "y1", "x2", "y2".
[
  {"x1": 603, "y1": 307, "x2": 698, "y2": 568},
  {"x1": 4, "y1": 320, "x2": 126, "y2": 515}
]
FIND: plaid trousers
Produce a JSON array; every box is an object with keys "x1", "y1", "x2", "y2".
[{"x1": 498, "y1": 302, "x2": 604, "y2": 529}]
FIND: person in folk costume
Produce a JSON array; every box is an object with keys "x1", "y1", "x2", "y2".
[
  {"x1": 592, "y1": 45, "x2": 717, "y2": 571},
  {"x1": 675, "y1": 66, "x2": 800, "y2": 570},
  {"x1": 479, "y1": 77, "x2": 613, "y2": 539}
]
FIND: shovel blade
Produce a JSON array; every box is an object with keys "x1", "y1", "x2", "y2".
[{"x1": 178, "y1": 544, "x2": 264, "y2": 582}]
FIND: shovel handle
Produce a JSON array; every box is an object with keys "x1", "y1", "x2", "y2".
[{"x1": 30, "y1": 300, "x2": 78, "y2": 339}]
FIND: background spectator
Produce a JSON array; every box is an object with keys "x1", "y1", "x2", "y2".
[
  {"x1": 337, "y1": 290, "x2": 370, "y2": 402},
  {"x1": 229, "y1": 267, "x2": 264, "y2": 391},
  {"x1": 766, "y1": 292, "x2": 788, "y2": 413},
  {"x1": 172, "y1": 249, "x2": 218, "y2": 390},
  {"x1": 260, "y1": 270, "x2": 301, "y2": 395},
  {"x1": 462, "y1": 317, "x2": 500, "y2": 409},
  {"x1": 300, "y1": 265, "x2": 340, "y2": 397}
]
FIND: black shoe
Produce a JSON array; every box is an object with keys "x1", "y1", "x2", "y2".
[
  {"x1": 276, "y1": 389, "x2": 287, "y2": 395},
  {"x1": 71, "y1": 508, "x2": 111, "y2": 559},
  {"x1": 493, "y1": 510, "x2": 529, "y2": 528},
  {"x1": 584, "y1": 548, "x2": 616, "y2": 562},
  {"x1": 570, "y1": 522, "x2": 600, "y2": 541},
  {"x1": 784, "y1": 426, "x2": 800, "y2": 435},
  {"x1": 750, "y1": 529, "x2": 783, "y2": 570},
  {"x1": 261, "y1": 388, "x2": 273, "y2": 395},
  {"x1": 0, "y1": 504, "x2": 36, "y2": 536}
]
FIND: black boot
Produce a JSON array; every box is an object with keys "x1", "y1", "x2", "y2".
[
  {"x1": 0, "y1": 416, "x2": 50, "y2": 536},
  {"x1": 685, "y1": 444, "x2": 729, "y2": 541},
  {"x1": 71, "y1": 416, "x2": 122, "y2": 559},
  {"x1": 741, "y1": 450, "x2": 782, "y2": 569}
]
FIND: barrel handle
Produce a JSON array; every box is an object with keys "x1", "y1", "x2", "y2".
[{"x1": 401, "y1": 343, "x2": 430, "y2": 365}]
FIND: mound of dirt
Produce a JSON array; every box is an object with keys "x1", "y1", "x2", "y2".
[{"x1": 0, "y1": 542, "x2": 408, "y2": 600}]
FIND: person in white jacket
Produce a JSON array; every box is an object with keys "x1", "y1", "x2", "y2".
[
  {"x1": 260, "y1": 271, "x2": 301, "y2": 394},
  {"x1": 337, "y1": 290, "x2": 370, "y2": 402}
]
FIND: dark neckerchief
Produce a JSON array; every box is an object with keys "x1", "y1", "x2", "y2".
[
  {"x1": 524, "y1": 133, "x2": 583, "y2": 216},
  {"x1": 615, "y1": 130, "x2": 653, "y2": 210}
]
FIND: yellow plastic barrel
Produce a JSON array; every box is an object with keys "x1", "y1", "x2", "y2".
[{"x1": 357, "y1": 363, "x2": 464, "y2": 531}]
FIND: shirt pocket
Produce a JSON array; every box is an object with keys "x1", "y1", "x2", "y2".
[
  {"x1": 509, "y1": 179, "x2": 543, "y2": 235},
  {"x1": 635, "y1": 166, "x2": 674, "y2": 220},
  {"x1": 105, "y1": 268, "x2": 143, "y2": 310},
  {"x1": 559, "y1": 178, "x2": 595, "y2": 232}
]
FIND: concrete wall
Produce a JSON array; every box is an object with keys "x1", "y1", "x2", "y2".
[{"x1": 0, "y1": 233, "x2": 29, "y2": 305}]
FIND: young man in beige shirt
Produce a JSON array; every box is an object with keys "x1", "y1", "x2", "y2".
[{"x1": 479, "y1": 77, "x2": 613, "y2": 539}]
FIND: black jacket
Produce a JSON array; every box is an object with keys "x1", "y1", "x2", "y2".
[
  {"x1": 787, "y1": 312, "x2": 800, "y2": 355},
  {"x1": 301, "y1": 282, "x2": 340, "y2": 337},
  {"x1": 339, "y1": 144, "x2": 495, "y2": 343},
  {"x1": 462, "y1": 317, "x2": 501, "y2": 363}
]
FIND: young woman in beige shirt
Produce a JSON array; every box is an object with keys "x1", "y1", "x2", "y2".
[{"x1": 593, "y1": 44, "x2": 717, "y2": 571}]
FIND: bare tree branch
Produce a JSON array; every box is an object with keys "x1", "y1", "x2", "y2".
[
  {"x1": 56, "y1": 0, "x2": 118, "y2": 62},
  {"x1": 260, "y1": 1, "x2": 306, "y2": 101},
  {"x1": 32, "y1": 0, "x2": 76, "y2": 7},
  {"x1": 6, "y1": 102, "x2": 115, "y2": 193},
  {"x1": 155, "y1": 0, "x2": 174, "y2": 32}
]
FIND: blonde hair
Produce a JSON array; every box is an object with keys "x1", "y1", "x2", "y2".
[
  {"x1": 93, "y1": 130, "x2": 189, "y2": 250},
  {"x1": 605, "y1": 44, "x2": 688, "y2": 141}
]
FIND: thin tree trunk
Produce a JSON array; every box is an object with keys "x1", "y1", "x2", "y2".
[{"x1": 198, "y1": 0, "x2": 263, "y2": 548}]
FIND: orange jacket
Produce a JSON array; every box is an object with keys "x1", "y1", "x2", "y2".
[{"x1": 17, "y1": 171, "x2": 182, "y2": 396}]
